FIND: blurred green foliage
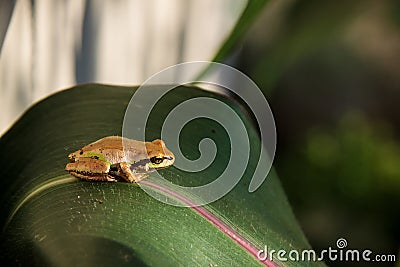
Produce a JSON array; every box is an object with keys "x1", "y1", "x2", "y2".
[
  {"x1": 233, "y1": 0, "x2": 400, "y2": 266},
  {"x1": 309, "y1": 113, "x2": 400, "y2": 196},
  {"x1": 277, "y1": 112, "x2": 400, "y2": 265}
]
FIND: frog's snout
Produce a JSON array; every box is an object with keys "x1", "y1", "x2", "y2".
[{"x1": 165, "y1": 155, "x2": 174, "y2": 165}]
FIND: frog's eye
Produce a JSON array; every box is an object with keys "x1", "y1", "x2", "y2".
[{"x1": 150, "y1": 157, "x2": 164, "y2": 165}]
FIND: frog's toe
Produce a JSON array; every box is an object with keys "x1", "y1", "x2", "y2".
[
  {"x1": 106, "y1": 175, "x2": 118, "y2": 182},
  {"x1": 132, "y1": 173, "x2": 149, "y2": 183}
]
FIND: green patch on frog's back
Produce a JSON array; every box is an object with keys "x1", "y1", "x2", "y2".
[{"x1": 82, "y1": 152, "x2": 112, "y2": 165}]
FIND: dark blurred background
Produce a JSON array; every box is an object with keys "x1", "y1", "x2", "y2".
[{"x1": 238, "y1": 0, "x2": 400, "y2": 266}]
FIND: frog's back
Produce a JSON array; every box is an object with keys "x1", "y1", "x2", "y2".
[
  {"x1": 81, "y1": 136, "x2": 147, "y2": 164},
  {"x1": 83, "y1": 136, "x2": 140, "y2": 148}
]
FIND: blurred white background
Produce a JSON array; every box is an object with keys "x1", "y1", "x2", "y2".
[{"x1": 0, "y1": 0, "x2": 246, "y2": 135}]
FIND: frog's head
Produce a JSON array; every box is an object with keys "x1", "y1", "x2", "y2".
[{"x1": 146, "y1": 139, "x2": 175, "y2": 170}]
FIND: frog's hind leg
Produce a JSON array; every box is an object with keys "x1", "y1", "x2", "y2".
[
  {"x1": 68, "y1": 171, "x2": 117, "y2": 182},
  {"x1": 118, "y1": 162, "x2": 148, "y2": 183},
  {"x1": 66, "y1": 158, "x2": 115, "y2": 182}
]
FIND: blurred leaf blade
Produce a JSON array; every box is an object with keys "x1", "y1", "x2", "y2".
[
  {"x1": 248, "y1": 1, "x2": 364, "y2": 93},
  {"x1": 212, "y1": 0, "x2": 269, "y2": 62},
  {"x1": 0, "y1": 84, "x2": 323, "y2": 266}
]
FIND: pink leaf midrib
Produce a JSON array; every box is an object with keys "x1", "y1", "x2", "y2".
[{"x1": 141, "y1": 180, "x2": 277, "y2": 267}]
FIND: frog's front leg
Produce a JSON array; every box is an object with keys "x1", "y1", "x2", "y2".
[
  {"x1": 66, "y1": 157, "x2": 117, "y2": 182},
  {"x1": 117, "y1": 162, "x2": 148, "y2": 183}
]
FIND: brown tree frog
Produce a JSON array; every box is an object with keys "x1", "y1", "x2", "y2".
[{"x1": 65, "y1": 136, "x2": 174, "y2": 182}]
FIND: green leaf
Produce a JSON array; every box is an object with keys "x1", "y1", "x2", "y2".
[
  {"x1": 249, "y1": 1, "x2": 364, "y2": 93},
  {"x1": 0, "y1": 84, "x2": 323, "y2": 266},
  {"x1": 212, "y1": 0, "x2": 270, "y2": 62}
]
